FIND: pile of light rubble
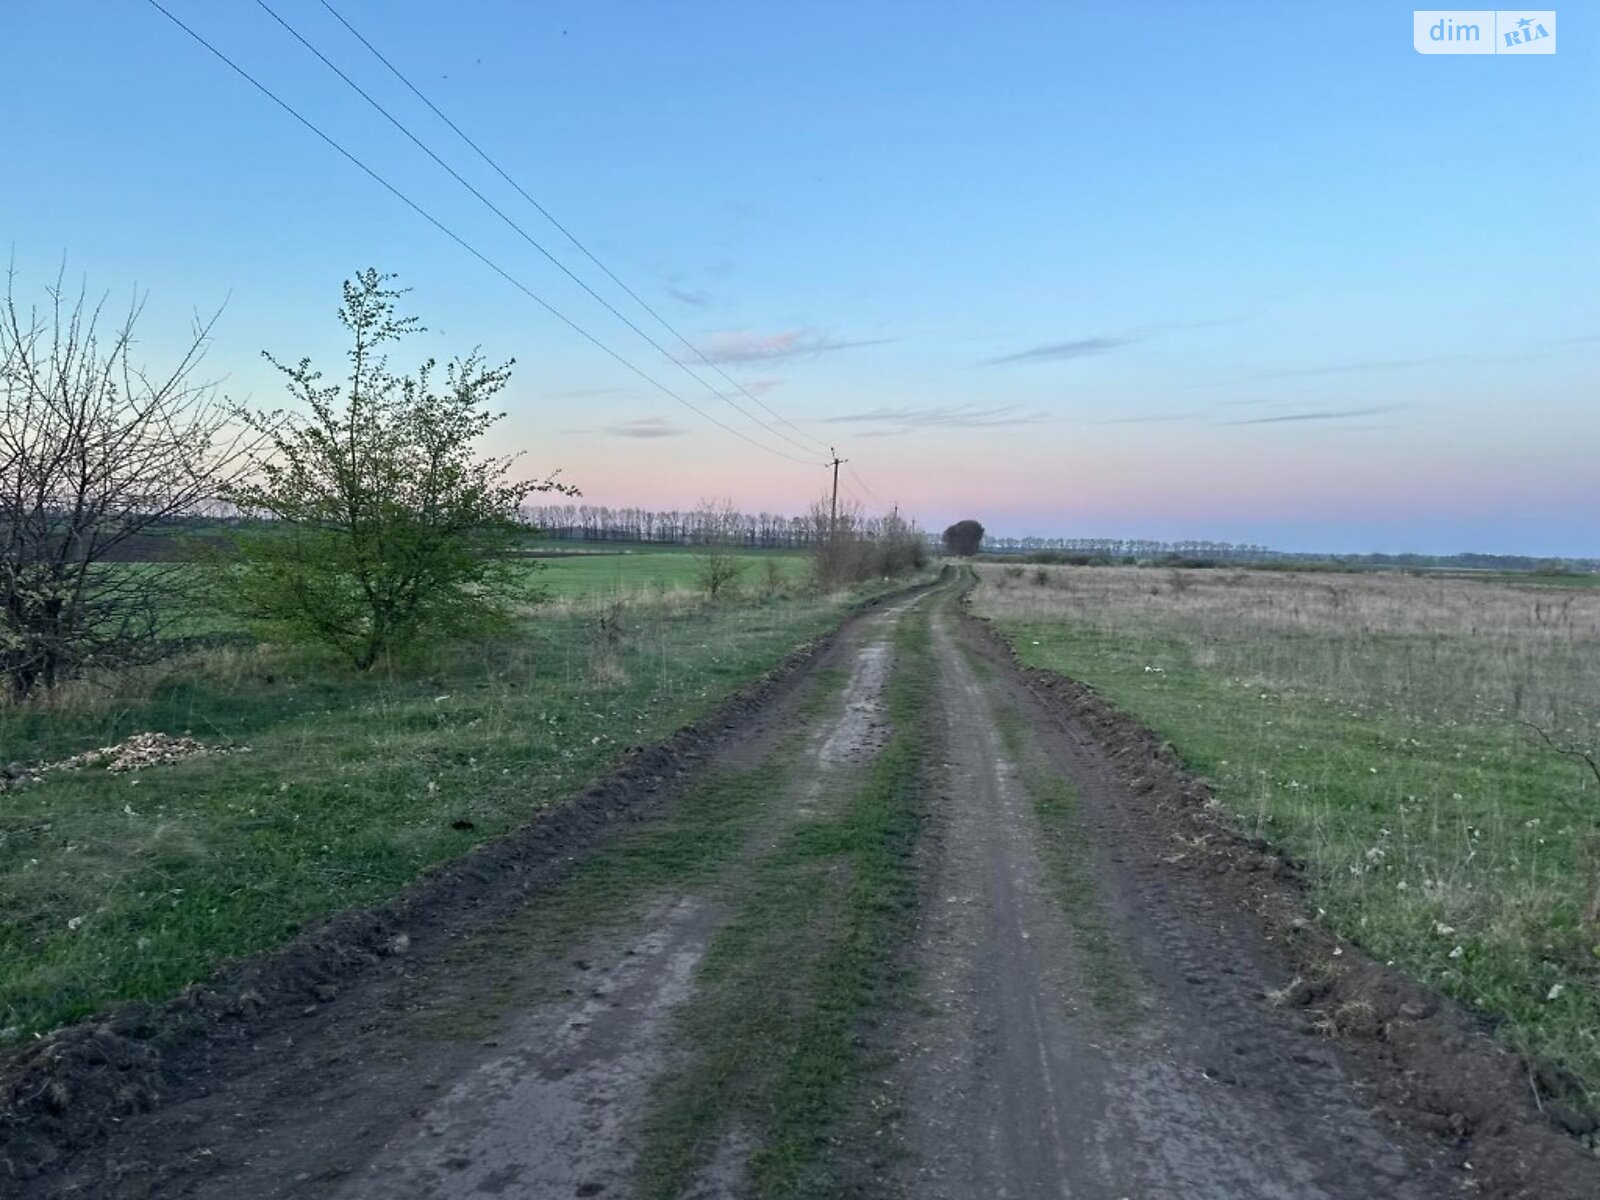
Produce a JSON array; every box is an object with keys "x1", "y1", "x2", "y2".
[{"x1": 2, "y1": 732, "x2": 221, "y2": 792}]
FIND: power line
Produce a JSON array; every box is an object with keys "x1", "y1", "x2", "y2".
[
  {"x1": 250, "y1": 0, "x2": 822, "y2": 463},
  {"x1": 139, "y1": 0, "x2": 822, "y2": 469},
  {"x1": 316, "y1": 0, "x2": 832, "y2": 455},
  {"x1": 845, "y1": 463, "x2": 884, "y2": 509}
]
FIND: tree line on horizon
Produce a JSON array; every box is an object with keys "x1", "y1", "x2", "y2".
[
  {"x1": 976, "y1": 535, "x2": 1597, "y2": 573},
  {"x1": 520, "y1": 502, "x2": 925, "y2": 552}
]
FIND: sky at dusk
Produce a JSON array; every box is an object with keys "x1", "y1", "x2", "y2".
[{"x1": 4, "y1": 2, "x2": 1596, "y2": 553}]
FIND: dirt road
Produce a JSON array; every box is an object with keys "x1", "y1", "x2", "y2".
[
  {"x1": 8, "y1": 577, "x2": 1595, "y2": 1198},
  {"x1": 897, "y1": 604, "x2": 1430, "y2": 1198}
]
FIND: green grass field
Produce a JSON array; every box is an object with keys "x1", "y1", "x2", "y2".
[
  {"x1": 0, "y1": 564, "x2": 903, "y2": 1040},
  {"x1": 93, "y1": 551, "x2": 814, "y2": 640},
  {"x1": 1456, "y1": 572, "x2": 1600, "y2": 589},
  {"x1": 530, "y1": 550, "x2": 810, "y2": 600},
  {"x1": 975, "y1": 565, "x2": 1600, "y2": 1104}
]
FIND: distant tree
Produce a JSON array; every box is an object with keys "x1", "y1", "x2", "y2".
[
  {"x1": 222, "y1": 269, "x2": 576, "y2": 669},
  {"x1": 691, "y1": 497, "x2": 748, "y2": 600},
  {"x1": 942, "y1": 519, "x2": 985, "y2": 557},
  {"x1": 0, "y1": 264, "x2": 249, "y2": 697}
]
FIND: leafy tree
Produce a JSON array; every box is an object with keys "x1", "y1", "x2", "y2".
[
  {"x1": 0, "y1": 264, "x2": 248, "y2": 697},
  {"x1": 942, "y1": 519, "x2": 985, "y2": 557},
  {"x1": 223, "y1": 270, "x2": 576, "y2": 669}
]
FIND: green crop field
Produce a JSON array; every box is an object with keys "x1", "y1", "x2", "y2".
[
  {"x1": 528, "y1": 550, "x2": 810, "y2": 600},
  {"x1": 90, "y1": 550, "x2": 814, "y2": 640}
]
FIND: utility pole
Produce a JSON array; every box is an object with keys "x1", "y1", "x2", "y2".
[{"x1": 828, "y1": 447, "x2": 846, "y2": 541}]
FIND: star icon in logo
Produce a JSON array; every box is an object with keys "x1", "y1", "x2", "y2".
[{"x1": 1517, "y1": 16, "x2": 1533, "y2": 28}]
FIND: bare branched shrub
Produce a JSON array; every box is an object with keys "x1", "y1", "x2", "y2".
[
  {"x1": 807, "y1": 496, "x2": 860, "y2": 589},
  {"x1": 691, "y1": 498, "x2": 748, "y2": 600},
  {"x1": 870, "y1": 508, "x2": 929, "y2": 577},
  {"x1": 595, "y1": 594, "x2": 627, "y2": 649},
  {"x1": 0, "y1": 265, "x2": 250, "y2": 697},
  {"x1": 806, "y1": 497, "x2": 927, "y2": 588}
]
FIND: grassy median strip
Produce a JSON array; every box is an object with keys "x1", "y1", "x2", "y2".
[
  {"x1": 0, "y1": 587, "x2": 888, "y2": 1039},
  {"x1": 993, "y1": 705, "x2": 1139, "y2": 1025},
  {"x1": 637, "y1": 609, "x2": 932, "y2": 1200}
]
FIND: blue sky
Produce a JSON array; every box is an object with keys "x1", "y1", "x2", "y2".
[{"x1": 5, "y1": 2, "x2": 1595, "y2": 552}]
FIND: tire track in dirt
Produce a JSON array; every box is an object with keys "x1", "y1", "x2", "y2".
[
  {"x1": 891, "y1": 597, "x2": 1451, "y2": 1199},
  {"x1": 327, "y1": 898, "x2": 715, "y2": 1200}
]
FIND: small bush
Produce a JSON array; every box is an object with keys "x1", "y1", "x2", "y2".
[{"x1": 762, "y1": 558, "x2": 788, "y2": 598}]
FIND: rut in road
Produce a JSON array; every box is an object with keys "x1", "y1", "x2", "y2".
[{"x1": 891, "y1": 599, "x2": 1448, "y2": 1199}]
